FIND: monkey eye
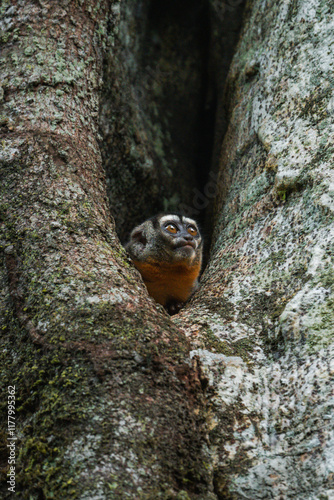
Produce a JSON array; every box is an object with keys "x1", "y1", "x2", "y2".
[
  {"x1": 187, "y1": 225, "x2": 198, "y2": 236},
  {"x1": 165, "y1": 223, "x2": 178, "y2": 234}
]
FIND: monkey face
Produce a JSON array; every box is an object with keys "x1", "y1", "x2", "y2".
[
  {"x1": 157, "y1": 214, "x2": 202, "y2": 263},
  {"x1": 126, "y1": 213, "x2": 203, "y2": 266}
]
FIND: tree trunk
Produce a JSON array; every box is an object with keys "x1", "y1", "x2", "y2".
[
  {"x1": 1, "y1": 0, "x2": 333, "y2": 499},
  {"x1": 182, "y1": 0, "x2": 334, "y2": 497},
  {"x1": 0, "y1": 1, "x2": 213, "y2": 498}
]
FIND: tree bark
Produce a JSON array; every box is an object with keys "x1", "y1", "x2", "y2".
[
  {"x1": 0, "y1": 1, "x2": 213, "y2": 498},
  {"x1": 180, "y1": 0, "x2": 334, "y2": 497},
  {"x1": 1, "y1": 0, "x2": 334, "y2": 499}
]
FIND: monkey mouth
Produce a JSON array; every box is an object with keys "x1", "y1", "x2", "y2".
[{"x1": 175, "y1": 241, "x2": 196, "y2": 250}]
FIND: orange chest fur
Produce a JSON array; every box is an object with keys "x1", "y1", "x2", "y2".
[{"x1": 133, "y1": 260, "x2": 201, "y2": 306}]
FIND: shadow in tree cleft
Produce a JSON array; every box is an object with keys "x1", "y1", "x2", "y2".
[{"x1": 99, "y1": 0, "x2": 246, "y2": 244}]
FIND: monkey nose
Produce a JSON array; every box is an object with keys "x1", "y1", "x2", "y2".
[{"x1": 176, "y1": 238, "x2": 195, "y2": 249}]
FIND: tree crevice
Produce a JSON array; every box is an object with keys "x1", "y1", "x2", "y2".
[{"x1": 100, "y1": 0, "x2": 246, "y2": 242}]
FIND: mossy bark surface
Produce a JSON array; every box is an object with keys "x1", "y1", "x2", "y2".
[{"x1": 0, "y1": 1, "x2": 213, "y2": 498}]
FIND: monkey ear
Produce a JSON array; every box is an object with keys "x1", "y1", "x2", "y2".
[{"x1": 131, "y1": 225, "x2": 147, "y2": 247}]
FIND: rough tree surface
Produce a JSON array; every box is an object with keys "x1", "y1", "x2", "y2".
[
  {"x1": 0, "y1": 1, "x2": 212, "y2": 498},
  {"x1": 0, "y1": 0, "x2": 334, "y2": 499},
  {"x1": 180, "y1": 0, "x2": 334, "y2": 497}
]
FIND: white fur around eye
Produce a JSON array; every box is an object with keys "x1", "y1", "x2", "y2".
[
  {"x1": 182, "y1": 216, "x2": 197, "y2": 226},
  {"x1": 160, "y1": 215, "x2": 180, "y2": 226}
]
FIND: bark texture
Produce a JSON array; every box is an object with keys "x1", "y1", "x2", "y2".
[
  {"x1": 179, "y1": 0, "x2": 334, "y2": 497},
  {"x1": 0, "y1": 1, "x2": 213, "y2": 498}
]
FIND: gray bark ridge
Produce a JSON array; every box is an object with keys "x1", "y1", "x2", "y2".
[{"x1": 179, "y1": 0, "x2": 334, "y2": 498}]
